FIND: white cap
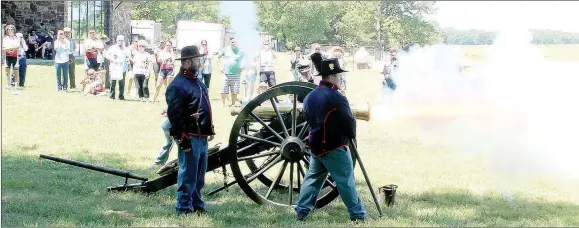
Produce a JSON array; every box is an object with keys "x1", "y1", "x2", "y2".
[{"x1": 116, "y1": 35, "x2": 124, "y2": 41}]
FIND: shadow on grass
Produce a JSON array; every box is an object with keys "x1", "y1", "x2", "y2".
[
  {"x1": 2, "y1": 152, "x2": 579, "y2": 226},
  {"x1": 376, "y1": 188, "x2": 579, "y2": 226}
]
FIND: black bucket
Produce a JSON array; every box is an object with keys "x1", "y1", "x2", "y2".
[{"x1": 378, "y1": 184, "x2": 398, "y2": 207}]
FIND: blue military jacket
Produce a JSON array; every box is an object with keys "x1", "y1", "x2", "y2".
[
  {"x1": 303, "y1": 80, "x2": 356, "y2": 157},
  {"x1": 166, "y1": 68, "x2": 215, "y2": 141}
]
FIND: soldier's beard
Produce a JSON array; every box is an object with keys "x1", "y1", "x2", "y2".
[{"x1": 188, "y1": 64, "x2": 199, "y2": 75}]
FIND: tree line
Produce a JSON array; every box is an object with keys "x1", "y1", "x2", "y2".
[
  {"x1": 130, "y1": 1, "x2": 578, "y2": 50},
  {"x1": 443, "y1": 28, "x2": 579, "y2": 45},
  {"x1": 131, "y1": 1, "x2": 440, "y2": 49}
]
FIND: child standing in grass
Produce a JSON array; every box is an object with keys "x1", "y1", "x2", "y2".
[{"x1": 154, "y1": 108, "x2": 173, "y2": 165}]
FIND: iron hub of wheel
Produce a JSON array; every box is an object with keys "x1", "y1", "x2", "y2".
[{"x1": 280, "y1": 137, "x2": 305, "y2": 162}]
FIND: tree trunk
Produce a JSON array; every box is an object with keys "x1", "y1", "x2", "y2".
[
  {"x1": 111, "y1": 1, "x2": 133, "y2": 44},
  {"x1": 103, "y1": 1, "x2": 110, "y2": 39}
]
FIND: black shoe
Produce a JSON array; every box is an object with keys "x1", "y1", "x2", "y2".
[
  {"x1": 119, "y1": 97, "x2": 125, "y2": 100},
  {"x1": 193, "y1": 207, "x2": 209, "y2": 215},
  {"x1": 110, "y1": 96, "x2": 115, "y2": 100},
  {"x1": 296, "y1": 213, "x2": 308, "y2": 221},
  {"x1": 176, "y1": 209, "x2": 193, "y2": 216},
  {"x1": 350, "y1": 218, "x2": 365, "y2": 224}
]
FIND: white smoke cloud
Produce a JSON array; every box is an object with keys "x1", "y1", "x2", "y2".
[
  {"x1": 373, "y1": 28, "x2": 579, "y2": 202},
  {"x1": 219, "y1": 1, "x2": 261, "y2": 61}
]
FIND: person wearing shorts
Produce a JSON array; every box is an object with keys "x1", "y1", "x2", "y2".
[
  {"x1": 257, "y1": 41, "x2": 277, "y2": 88},
  {"x1": 221, "y1": 75, "x2": 240, "y2": 104},
  {"x1": 152, "y1": 40, "x2": 165, "y2": 84},
  {"x1": 3, "y1": 24, "x2": 21, "y2": 93},
  {"x1": 152, "y1": 40, "x2": 175, "y2": 103},
  {"x1": 83, "y1": 30, "x2": 103, "y2": 71},
  {"x1": 218, "y1": 37, "x2": 244, "y2": 107}
]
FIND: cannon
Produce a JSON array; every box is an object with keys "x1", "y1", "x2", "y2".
[{"x1": 40, "y1": 82, "x2": 376, "y2": 210}]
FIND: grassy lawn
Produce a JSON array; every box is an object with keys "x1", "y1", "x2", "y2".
[{"x1": 2, "y1": 49, "x2": 579, "y2": 227}]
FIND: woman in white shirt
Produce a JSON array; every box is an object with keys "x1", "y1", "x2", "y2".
[
  {"x1": 107, "y1": 35, "x2": 128, "y2": 100},
  {"x1": 53, "y1": 30, "x2": 71, "y2": 92}
]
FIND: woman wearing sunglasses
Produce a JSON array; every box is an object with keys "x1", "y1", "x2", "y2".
[{"x1": 198, "y1": 40, "x2": 213, "y2": 87}]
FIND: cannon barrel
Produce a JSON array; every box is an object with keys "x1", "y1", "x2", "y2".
[
  {"x1": 39, "y1": 154, "x2": 149, "y2": 181},
  {"x1": 231, "y1": 103, "x2": 371, "y2": 121}
]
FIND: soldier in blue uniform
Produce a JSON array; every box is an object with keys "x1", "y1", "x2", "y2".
[
  {"x1": 295, "y1": 53, "x2": 366, "y2": 222},
  {"x1": 166, "y1": 45, "x2": 215, "y2": 216}
]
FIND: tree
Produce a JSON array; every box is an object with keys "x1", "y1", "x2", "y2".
[
  {"x1": 132, "y1": 1, "x2": 440, "y2": 49},
  {"x1": 442, "y1": 28, "x2": 579, "y2": 45},
  {"x1": 111, "y1": 1, "x2": 133, "y2": 43},
  {"x1": 255, "y1": 1, "x2": 439, "y2": 50},
  {"x1": 255, "y1": 1, "x2": 333, "y2": 49},
  {"x1": 131, "y1": 1, "x2": 220, "y2": 39}
]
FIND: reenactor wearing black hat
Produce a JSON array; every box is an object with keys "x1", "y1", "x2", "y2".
[
  {"x1": 295, "y1": 53, "x2": 366, "y2": 222},
  {"x1": 165, "y1": 45, "x2": 215, "y2": 216}
]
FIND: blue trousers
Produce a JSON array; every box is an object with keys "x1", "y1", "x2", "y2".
[
  {"x1": 295, "y1": 146, "x2": 366, "y2": 220},
  {"x1": 155, "y1": 118, "x2": 173, "y2": 165},
  {"x1": 56, "y1": 62, "x2": 69, "y2": 90},
  {"x1": 18, "y1": 55, "x2": 27, "y2": 86},
  {"x1": 176, "y1": 136, "x2": 208, "y2": 213}
]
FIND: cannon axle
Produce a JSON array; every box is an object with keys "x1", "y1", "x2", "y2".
[{"x1": 280, "y1": 137, "x2": 306, "y2": 162}]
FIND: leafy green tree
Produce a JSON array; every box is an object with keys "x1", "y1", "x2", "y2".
[{"x1": 131, "y1": 1, "x2": 220, "y2": 39}]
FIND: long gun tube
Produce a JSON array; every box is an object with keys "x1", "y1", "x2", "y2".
[{"x1": 39, "y1": 154, "x2": 149, "y2": 182}]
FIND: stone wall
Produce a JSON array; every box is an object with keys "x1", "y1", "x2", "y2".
[{"x1": 1, "y1": 1, "x2": 67, "y2": 35}]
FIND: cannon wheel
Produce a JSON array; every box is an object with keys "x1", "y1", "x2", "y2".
[{"x1": 228, "y1": 82, "x2": 355, "y2": 208}]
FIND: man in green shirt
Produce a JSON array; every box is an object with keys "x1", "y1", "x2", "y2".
[{"x1": 218, "y1": 37, "x2": 244, "y2": 107}]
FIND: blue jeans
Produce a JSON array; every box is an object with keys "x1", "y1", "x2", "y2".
[
  {"x1": 18, "y1": 55, "x2": 27, "y2": 86},
  {"x1": 155, "y1": 118, "x2": 173, "y2": 164},
  {"x1": 295, "y1": 147, "x2": 366, "y2": 220},
  {"x1": 56, "y1": 62, "x2": 69, "y2": 90},
  {"x1": 176, "y1": 136, "x2": 208, "y2": 213}
]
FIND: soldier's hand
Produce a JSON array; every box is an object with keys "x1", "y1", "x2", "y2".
[
  {"x1": 191, "y1": 113, "x2": 200, "y2": 120},
  {"x1": 208, "y1": 135, "x2": 214, "y2": 142},
  {"x1": 178, "y1": 136, "x2": 192, "y2": 152}
]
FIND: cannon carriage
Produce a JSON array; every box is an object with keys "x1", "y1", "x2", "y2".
[{"x1": 40, "y1": 82, "x2": 374, "y2": 209}]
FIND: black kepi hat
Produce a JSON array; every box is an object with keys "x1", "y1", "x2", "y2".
[
  {"x1": 175, "y1": 45, "x2": 206, "y2": 60},
  {"x1": 316, "y1": 58, "x2": 347, "y2": 76}
]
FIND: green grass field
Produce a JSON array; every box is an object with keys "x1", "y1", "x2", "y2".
[{"x1": 2, "y1": 46, "x2": 579, "y2": 227}]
